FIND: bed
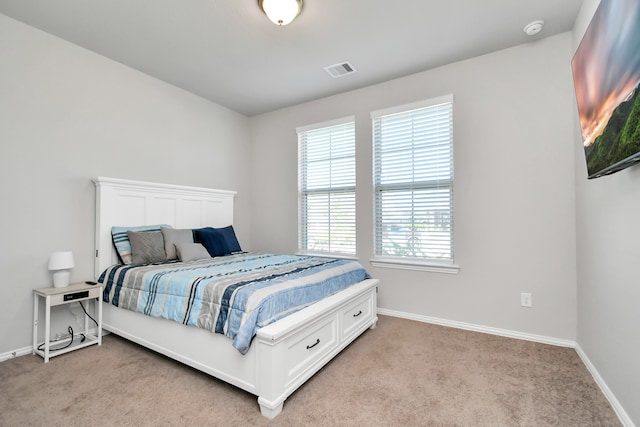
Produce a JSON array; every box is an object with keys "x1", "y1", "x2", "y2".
[{"x1": 94, "y1": 177, "x2": 379, "y2": 418}]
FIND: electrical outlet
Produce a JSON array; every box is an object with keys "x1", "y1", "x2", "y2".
[{"x1": 521, "y1": 292, "x2": 532, "y2": 308}]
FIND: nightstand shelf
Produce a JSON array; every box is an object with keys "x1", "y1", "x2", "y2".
[{"x1": 33, "y1": 282, "x2": 102, "y2": 362}]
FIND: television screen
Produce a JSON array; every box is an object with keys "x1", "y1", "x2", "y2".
[{"x1": 572, "y1": 0, "x2": 640, "y2": 179}]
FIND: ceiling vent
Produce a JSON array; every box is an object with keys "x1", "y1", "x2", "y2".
[{"x1": 324, "y1": 61, "x2": 357, "y2": 78}]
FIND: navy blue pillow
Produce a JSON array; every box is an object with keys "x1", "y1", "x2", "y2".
[
  {"x1": 193, "y1": 226, "x2": 241, "y2": 257},
  {"x1": 193, "y1": 227, "x2": 225, "y2": 257},
  {"x1": 217, "y1": 225, "x2": 242, "y2": 253}
]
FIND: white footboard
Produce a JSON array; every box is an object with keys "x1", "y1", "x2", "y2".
[
  {"x1": 102, "y1": 278, "x2": 378, "y2": 418},
  {"x1": 253, "y1": 278, "x2": 378, "y2": 418}
]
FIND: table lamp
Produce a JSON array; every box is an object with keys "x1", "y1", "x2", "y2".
[{"x1": 48, "y1": 251, "x2": 75, "y2": 288}]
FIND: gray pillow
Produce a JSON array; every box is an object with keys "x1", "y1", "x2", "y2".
[
  {"x1": 175, "y1": 243, "x2": 211, "y2": 262},
  {"x1": 127, "y1": 230, "x2": 167, "y2": 265},
  {"x1": 161, "y1": 227, "x2": 194, "y2": 260},
  {"x1": 112, "y1": 224, "x2": 170, "y2": 265}
]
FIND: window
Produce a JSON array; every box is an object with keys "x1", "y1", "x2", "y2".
[
  {"x1": 371, "y1": 95, "x2": 457, "y2": 272},
  {"x1": 297, "y1": 117, "x2": 356, "y2": 256}
]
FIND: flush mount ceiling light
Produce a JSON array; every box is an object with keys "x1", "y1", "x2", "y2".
[
  {"x1": 259, "y1": 0, "x2": 303, "y2": 26},
  {"x1": 523, "y1": 20, "x2": 544, "y2": 36}
]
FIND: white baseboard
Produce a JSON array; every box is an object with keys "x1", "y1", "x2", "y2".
[
  {"x1": 0, "y1": 346, "x2": 32, "y2": 362},
  {"x1": 574, "y1": 344, "x2": 636, "y2": 427},
  {"x1": 377, "y1": 308, "x2": 575, "y2": 347},
  {"x1": 378, "y1": 308, "x2": 634, "y2": 427}
]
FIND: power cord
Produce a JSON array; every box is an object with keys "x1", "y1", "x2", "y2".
[
  {"x1": 36, "y1": 300, "x2": 99, "y2": 352},
  {"x1": 37, "y1": 326, "x2": 74, "y2": 352},
  {"x1": 77, "y1": 300, "x2": 100, "y2": 343},
  {"x1": 78, "y1": 300, "x2": 99, "y2": 328}
]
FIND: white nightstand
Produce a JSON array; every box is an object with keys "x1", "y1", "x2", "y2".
[{"x1": 32, "y1": 282, "x2": 103, "y2": 362}]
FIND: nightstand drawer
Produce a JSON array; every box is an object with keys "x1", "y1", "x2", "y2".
[{"x1": 49, "y1": 287, "x2": 101, "y2": 306}]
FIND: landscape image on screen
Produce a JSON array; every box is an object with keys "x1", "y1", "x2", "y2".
[{"x1": 572, "y1": 0, "x2": 640, "y2": 178}]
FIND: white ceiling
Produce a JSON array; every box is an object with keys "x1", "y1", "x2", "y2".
[{"x1": 0, "y1": 0, "x2": 584, "y2": 116}]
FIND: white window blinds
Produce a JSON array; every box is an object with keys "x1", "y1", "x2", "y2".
[
  {"x1": 372, "y1": 95, "x2": 454, "y2": 263},
  {"x1": 298, "y1": 117, "x2": 356, "y2": 256}
]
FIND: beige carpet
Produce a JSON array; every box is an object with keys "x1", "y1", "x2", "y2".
[{"x1": 0, "y1": 315, "x2": 620, "y2": 426}]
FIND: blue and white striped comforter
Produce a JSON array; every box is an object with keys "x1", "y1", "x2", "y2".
[{"x1": 99, "y1": 253, "x2": 370, "y2": 354}]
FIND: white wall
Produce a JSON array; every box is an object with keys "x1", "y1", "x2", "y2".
[
  {"x1": 0, "y1": 14, "x2": 252, "y2": 355},
  {"x1": 573, "y1": 1, "x2": 640, "y2": 425},
  {"x1": 249, "y1": 33, "x2": 577, "y2": 341}
]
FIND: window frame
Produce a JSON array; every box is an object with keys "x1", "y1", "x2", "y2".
[
  {"x1": 297, "y1": 116, "x2": 357, "y2": 258},
  {"x1": 370, "y1": 95, "x2": 459, "y2": 274}
]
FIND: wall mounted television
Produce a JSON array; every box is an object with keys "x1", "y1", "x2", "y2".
[{"x1": 572, "y1": 0, "x2": 640, "y2": 179}]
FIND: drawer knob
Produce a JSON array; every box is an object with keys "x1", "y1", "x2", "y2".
[
  {"x1": 306, "y1": 338, "x2": 320, "y2": 349},
  {"x1": 353, "y1": 310, "x2": 362, "y2": 317}
]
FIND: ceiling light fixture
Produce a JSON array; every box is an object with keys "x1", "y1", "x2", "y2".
[{"x1": 259, "y1": 0, "x2": 303, "y2": 26}]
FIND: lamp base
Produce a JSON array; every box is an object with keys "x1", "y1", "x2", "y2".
[{"x1": 53, "y1": 271, "x2": 70, "y2": 288}]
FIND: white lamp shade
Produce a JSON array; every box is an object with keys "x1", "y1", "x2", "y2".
[
  {"x1": 49, "y1": 251, "x2": 74, "y2": 288},
  {"x1": 48, "y1": 251, "x2": 75, "y2": 270},
  {"x1": 260, "y1": 0, "x2": 302, "y2": 26}
]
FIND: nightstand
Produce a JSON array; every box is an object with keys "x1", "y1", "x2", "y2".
[{"x1": 32, "y1": 282, "x2": 103, "y2": 362}]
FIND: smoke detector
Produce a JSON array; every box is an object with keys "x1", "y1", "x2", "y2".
[
  {"x1": 523, "y1": 20, "x2": 544, "y2": 36},
  {"x1": 324, "y1": 62, "x2": 357, "y2": 78}
]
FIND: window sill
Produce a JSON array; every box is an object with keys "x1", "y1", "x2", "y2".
[{"x1": 369, "y1": 257, "x2": 460, "y2": 274}]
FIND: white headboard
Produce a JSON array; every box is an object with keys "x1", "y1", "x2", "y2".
[{"x1": 94, "y1": 177, "x2": 236, "y2": 278}]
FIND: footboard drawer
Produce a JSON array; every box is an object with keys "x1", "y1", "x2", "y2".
[
  {"x1": 340, "y1": 291, "x2": 374, "y2": 340},
  {"x1": 285, "y1": 315, "x2": 338, "y2": 386}
]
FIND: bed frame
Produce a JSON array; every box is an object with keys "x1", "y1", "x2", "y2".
[{"x1": 94, "y1": 177, "x2": 379, "y2": 418}]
